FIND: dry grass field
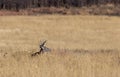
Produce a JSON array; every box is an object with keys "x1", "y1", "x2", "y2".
[{"x1": 0, "y1": 15, "x2": 120, "y2": 77}]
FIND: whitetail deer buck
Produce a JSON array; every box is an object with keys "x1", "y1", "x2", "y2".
[{"x1": 31, "y1": 40, "x2": 51, "y2": 56}]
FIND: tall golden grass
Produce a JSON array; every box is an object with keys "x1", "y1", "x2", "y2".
[{"x1": 0, "y1": 15, "x2": 120, "y2": 77}]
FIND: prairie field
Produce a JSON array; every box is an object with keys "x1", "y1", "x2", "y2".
[{"x1": 0, "y1": 15, "x2": 120, "y2": 77}]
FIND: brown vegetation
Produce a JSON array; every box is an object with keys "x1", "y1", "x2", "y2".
[
  {"x1": 0, "y1": 4, "x2": 120, "y2": 16},
  {"x1": 0, "y1": 15, "x2": 120, "y2": 77},
  {"x1": 0, "y1": 0, "x2": 120, "y2": 15}
]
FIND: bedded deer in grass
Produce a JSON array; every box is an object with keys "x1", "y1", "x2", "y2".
[{"x1": 31, "y1": 40, "x2": 51, "y2": 56}]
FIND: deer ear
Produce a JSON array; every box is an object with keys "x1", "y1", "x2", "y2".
[
  {"x1": 44, "y1": 40, "x2": 47, "y2": 43},
  {"x1": 40, "y1": 40, "x2": 47, "y2": 44},
  {"x1": 39, "y1": 40, "x2": 47, "y2": 47},
  {"x1": 43, "y1": 40, "x2": 47, "y2": 44}
]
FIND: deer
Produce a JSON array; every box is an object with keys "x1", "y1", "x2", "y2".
[{"x1": 31, "y1": 40, "x2": 51, "y2": 56}]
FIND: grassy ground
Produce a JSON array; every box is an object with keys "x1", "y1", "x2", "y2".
[{"x1": 0, "y1": 15, "x2": 120, "y2": 77}]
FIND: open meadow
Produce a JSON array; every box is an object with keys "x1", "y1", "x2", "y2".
[{"x1": 0, "y1": 15, "x2": 120, "y2": 77}]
